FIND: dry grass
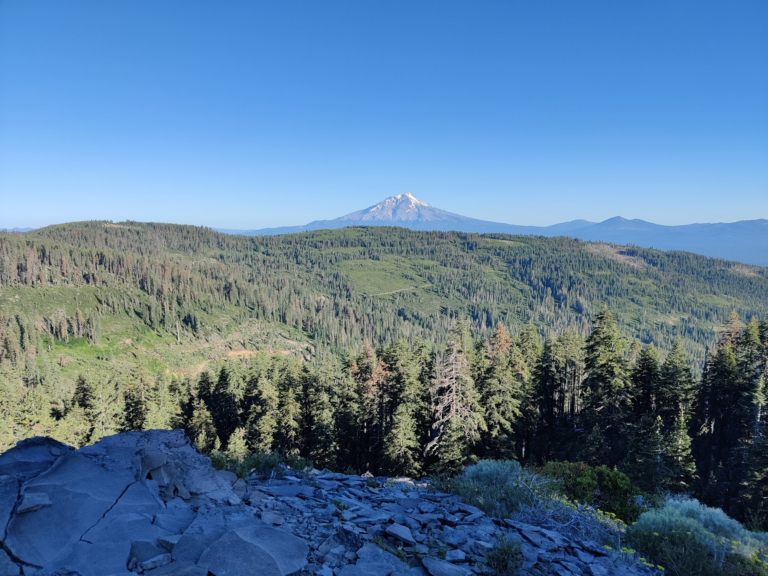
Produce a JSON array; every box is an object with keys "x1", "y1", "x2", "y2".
[{"x1": 585, "y1": 243, "x2": 649, "y2": 269}]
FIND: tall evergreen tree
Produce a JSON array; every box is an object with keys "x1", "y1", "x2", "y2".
[
  {"x1": 580, "y1": 307, "x2": 632, "y2": 466},
  {"x1": 478, "y1": 324, "x2": 522, "y2": 460},
  {"x1": 382, "y1": 341, "x2": 425, "y2": 477},
  {"x1": 425, "y1": 324, "x2": 486, "y2": 472},
  {"x1": 632, "y1": 344, "x2": 660, "y2": 419}
]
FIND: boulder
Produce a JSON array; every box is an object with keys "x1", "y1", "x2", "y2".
[
  {"x1": 197, "y1": 526, "x2": 309, "y2": 576},
  {"x1": 347, "y1": 543, "x2": 411, "y2": 576},
  {"x1": 386, "y1": 523, "x2": 416, "y2": 545},
  {"x1": 421, "y1": 557, "x2": 473, "y2": 576}
]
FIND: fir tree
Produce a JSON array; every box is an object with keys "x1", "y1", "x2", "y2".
[
  {"x1": 632, "y1": 344, "x2": 660, "y2": 419},
  {"x1": 276, "y1": 371, "x2": 303, "y2": 456},
  {"x1": 306, "y1": 357, "x2": 340, "y2": 469},
  {"x1": 425, "y1": 325, "x2": 486, "y2": 471},
  {"x1": 658, "y1": 339, "x2": 695, "y2": 429},
  {"x1": 381, "y1": 341, "x2": 425, "y2": 477},
  {"x1": 478, "y1": 324, "x2": 521, "y2": 460},
  {"x1": 581, "y1": 307, "x2": 632, "y2": 466},
  {"x1": 245, "y1": 370, "x2": 280, "y2": 452},
  {"x1": 226, "y1": 427, "x2": 249, "y2": 463},
  {"x1": 664, "y1": 411, "x2": 696, "y2": 491},
  {"x1": 189, "y1": 399, "x2": 218, "y2": 452}
]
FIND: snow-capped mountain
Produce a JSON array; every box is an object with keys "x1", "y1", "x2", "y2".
[
  {"x1": 215, "y1": 194, "x2": 768, "y2": 267},
  {"x1": 335, "y1": 193, "x2": 452, "y2": 223}
]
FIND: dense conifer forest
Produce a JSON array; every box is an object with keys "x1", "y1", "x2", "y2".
[{"x1": 1, "y1": 221, "x2": 768, "y2": 528}]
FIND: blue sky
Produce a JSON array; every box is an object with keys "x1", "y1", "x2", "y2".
[{"x1": 1, "y1": 1, "x2": 766, "y2": 229}]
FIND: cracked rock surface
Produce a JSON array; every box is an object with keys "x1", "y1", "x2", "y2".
[{"x1": 0, "y1": 432, "x2": 654, "y2": 576}]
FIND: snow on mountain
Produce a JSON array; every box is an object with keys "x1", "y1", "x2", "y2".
[{"x1": 334, "y1": 193, "x2": 462, "y2": 223}]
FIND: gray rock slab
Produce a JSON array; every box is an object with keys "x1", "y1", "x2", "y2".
[
  {"x1": 82, "y1": 481, "x2": 166, "y2": 542},
  {"x1": 421, "y1": 557, "x2": 473, "y2": 576},
  {"x1": 260, "y1": 484, "x2": 316, "y2": 499},
  {"x1": 6, "y1": 460, "x2": 135, "y2": 568},
  {"x1": 386, "y1": 523, "x2": 416, "y2": 545},
  {"x1": 0, "y1": 549, "x2": 19, "y2": 576},
  {"x1": 144, "y1": 560, "x2": 208, "y2": 575},
  {"x1": 38, "y1": 540, "x2": 132, "y2": 576},
  {"x1": 140, "y1": 553, "x2": 172, "y2": 571},
  {"x1": 171, "y1": 506, "x2": 263, "y2": 563},
  {"x1": 0, "y1": 437, "x2": 68, "y2": 480},
  {"x1": 0, "y1": 475, "x2": 19, "y2": 536},
  {"x1": 216, "y1": 470, "x2": 238, "y2": 484},
  {"x1": 153, "y1": 498, "x2": 196, "y2": 534},
  {"x1": 197, "y1": 526, "x2": 308, "y2": 576},
  {"x1": 130, "y1": 540, "x2": 167, "y2": 563},
  {"x1": 261, "y1": 511, "x2": 286, "y2": 525},
  {"x1": 84, "y1": 511, "x2": 172, "y2": 544},
  {"x1": 353, "y1": 543, "x2": 411, "y2": 576},
  {"x1": 318, "y1": 528, "x2": 363, "y2": 556},
  {"x1": 159, "y1": 533, "x2": 183, "y2": 551}
]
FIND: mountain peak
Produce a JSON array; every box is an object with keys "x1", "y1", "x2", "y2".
[{"x1": 334, "y1": 193, "x2": 456, "y2": 223}]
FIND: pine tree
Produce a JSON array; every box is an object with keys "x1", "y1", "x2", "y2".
[
  {"x1": 581, "y1": 307, "x2": 632, "y2": 466},
  {"x1": 226, "y1": 427, "x2": 249, "y2": 463},
  {"x1": 87, "y1": 376, "x2": 124, "y2": 442},
  {"x1": 478, "y1": 324, "x2": 521, "y2": 460},
  {"x1": 349, "y1": 343, "x2": 391, "y2": 473},
  {"x1": 381, "y1": 341, "x2": 425, "y2": 477},
  {"x1": 425, "y1": 324, "x2": 486, "y2": 472},
  {"x1": 658, "y1": 340, "x2": 695, "y2": 429},
  {"x1": 207, "y1": 367, "x2": 240, "y2": 449},
  {"x1": 664, "y1": 411, "x2": 696, "y2": 491},
  {"x1": 276, "y1": 372, "x2": 303, "y2": 456},
  {"x1": 144, "y1": 375, "x2": 180, "y2": 430},
  {"x1": 189, "y1": 399, "x2": 218, "y2": 452},
  {"x1": 632, "y1": 344, "x2": 660, "y2": 419},
  {"x1": 123, "y1": 378, "x2": 152, "y2": 432},
  {"x1": 624, "y1": 415, "x2": 667, "y2": 492},
  {"x1": 306, "y1": 357, "x2": 339, "y2": 469},
  {"x1": 245, "y1": 369, "x2": 280, "y2": 453},
  {"x1": 383, "y1": 403, "x2": 422, "y2": 477}
]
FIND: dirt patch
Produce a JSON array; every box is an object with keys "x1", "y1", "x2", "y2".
[
  {"x1": 226, "y1": 349, "x2": 257, "y2": 358},
  {"x1": 729, "y1": 264, "x2": 762, "y2": 278},
  {"x1": 585, "y1": 243, "x2": 648, "y2": 269}
]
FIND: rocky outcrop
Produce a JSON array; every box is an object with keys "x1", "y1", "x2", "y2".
[{"x1": 0, "y1": 432, "x2": 653, "y2": 576}]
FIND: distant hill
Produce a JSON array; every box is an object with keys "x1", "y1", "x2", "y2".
[
  {"x1": 0, "y1": 227, "x2": 34, "y2": 233},
  {"x1": 216, "y1": 193, "x2": 768, "y2": 266},
  {"x1": 2, "y1": 221, "x2": 767, "y2": 379}
]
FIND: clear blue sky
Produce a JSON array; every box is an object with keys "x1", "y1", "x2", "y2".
[{"x1": 1, "y1": 1, "x2": 766, "y2": 229}]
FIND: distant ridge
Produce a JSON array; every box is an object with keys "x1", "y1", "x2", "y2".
[{"x1": 215, "y1": 193, "x2": 768, "y2": 267}]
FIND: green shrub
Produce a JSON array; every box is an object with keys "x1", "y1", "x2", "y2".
[
  {"x1": 627, "y1": 496, "x2": 768, "y2": 576},
  {"x1": 209, "y1": 449, "x2": 285, "y2": 479},
  {"x1": 434, "y1": 460, "x2": 625, "y2": 546},
  {"x1": 285, "y1": 453, "x2": 313, "y2": 473},
  {"x1": 486, "y1": 533, "x2": 523, "y2": 576},
  {"x1": 541, "y1": 461, "x2": 644, "y2": 523},
  {"x1": 433, "y1": 460, "x2": 536, "y2": 518}
]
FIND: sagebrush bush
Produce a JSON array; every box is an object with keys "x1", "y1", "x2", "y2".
[
  {"x1": 433, "y1": 460, "x2": 535, "y2": 518},
  {"x1": 627, "y1": 496, "x2": 768, "y2": 576},
  {"x1": 434, "y1": 460, "x2": 625, "y2": 546},
  {"x1": 486, "y1": 533, "x2": 523, "y2": 576}
]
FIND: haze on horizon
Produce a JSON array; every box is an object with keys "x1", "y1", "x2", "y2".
[{"x1": 1, "y1": 1, "x2": 766, "y2": 230}]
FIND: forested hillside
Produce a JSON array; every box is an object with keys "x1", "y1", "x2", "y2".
[
  {"x1": 2, "y1": 221, "x2": 768, "y2": 534},
  {"x1": 2, "y1": 221, "x2": 766, "y2": 367}
]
